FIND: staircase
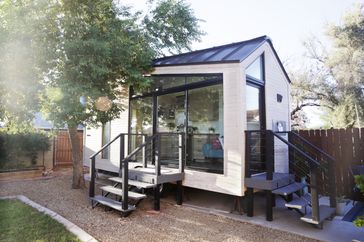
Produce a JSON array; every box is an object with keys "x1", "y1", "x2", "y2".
[
  {"x1": 244, "y1": 130, "x2": 337, "y2": 228},
  {"x1": 89, "y1": 133, "x2": 184, "y2": 216}
]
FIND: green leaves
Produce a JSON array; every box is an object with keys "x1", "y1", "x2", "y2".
[
  {"x1": 143, "y1": 0, "x2": 204, "y2": 56},
  {"x1": 0, "y1": 0, "x2": 203, "y2": 129},
  {"x1": 291, "y1": 4, "x2": 364, "y2": 129}
]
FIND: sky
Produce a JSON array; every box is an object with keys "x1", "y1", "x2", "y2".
[{"x1": 124, "y1": 0, "x2": 362, "y2": 127}]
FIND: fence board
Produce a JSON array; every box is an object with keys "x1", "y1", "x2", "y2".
[
  {"x1": 297, "y1": 128, "x2": 363, "y2": 198},
  {"x1": 55, "y1": 131, "x2": 83, "y2": 166}
]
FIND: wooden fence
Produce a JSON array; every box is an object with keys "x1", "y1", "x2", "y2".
[
  {"x1": 54, "y1": 130, "x2": 83, "y2": 166},
  {"x1": 297, "y1": 128, "x2": 364, "y2": 198}
]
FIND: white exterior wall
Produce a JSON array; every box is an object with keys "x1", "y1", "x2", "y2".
[
  {"x1": 83, "y1": 90, "x2": 129, "y2": 173},
  {"x1": 83, "y1": 42, "x2": 290, "y2": 197}
]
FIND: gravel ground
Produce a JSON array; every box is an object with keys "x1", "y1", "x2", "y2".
[{"x1": 0, "y1": 169, "x2": 321, "y2": 242}]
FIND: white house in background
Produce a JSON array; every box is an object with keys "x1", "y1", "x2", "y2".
[{"x1": 83, "y1": 35, "x2": 291, "y2": 197}]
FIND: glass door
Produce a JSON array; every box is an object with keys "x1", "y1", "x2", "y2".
[
  {"x1": 157, "y1": 92, "x2": 186, "y2": 167},
  {"x1": 246, "y1": 83, "x2": 265, "y2": 173}
]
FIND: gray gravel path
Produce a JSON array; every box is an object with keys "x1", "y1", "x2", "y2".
[{"x1": 0, "y1": 169, "x2": 321, "y2": 242}]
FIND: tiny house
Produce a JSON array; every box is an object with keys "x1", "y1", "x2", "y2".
[
  {"x1": 85, "y1": 36, "x2": 337, "y2": 226},
  {"x1": 84, "y1": 35, "x2": 291, "y2": 196}
]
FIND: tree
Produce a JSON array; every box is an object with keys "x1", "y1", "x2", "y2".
[
  {"x1": 290, "y1": 4, "x2": 364, "y2": 128},
  {"x1": 0, "y1": 0, "x2": 43, "y2": 131},
  {"x1": 0, "y1": 0, "x2": 203, "y2": 188}
]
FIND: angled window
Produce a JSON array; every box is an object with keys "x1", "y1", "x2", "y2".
[
  {"x1": 246, "y1": 55, "x2": 264, "y2": 81},
  {"x1": 101, "y1": 122, "x2": 111, "y2": 159}
]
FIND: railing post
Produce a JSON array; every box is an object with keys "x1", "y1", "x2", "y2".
[
  {"x1": 310, "y1": 168, "x2": 320, "y2": 223},
  {"x1": 328, "y1": 160, "x2": 337, "y2": 208},
  {"x1": 245, "y1": 131, "x2": 251, "y2": 178},
  {"x1": 288, "y1": 132, "x2": 294, "y2": 165},
  {"x1": 178, "y1": 133, "x2": 183, "y2": 173},
  {"x1": 119, "y1": 134, "x2": 125, "y2": 177},
  {"x1": 155, "y1": 135, "x2": 161, "y2": 176},
  {"x1": 266, "y1": 130, "x2": 274, "y2": 180},
  {"x1": 89, "y1": 157, "x2": 96, "y2": 198},
  {"x1": 142, "y1": 135, "x2": 147, "y2": 168},
  {"x1": 120, "y1": 134, "x2": 128, "y2": 211}
]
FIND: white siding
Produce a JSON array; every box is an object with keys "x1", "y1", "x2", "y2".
[{"x1": 83, "y1": 90, "x2": 129, "y2": 173}]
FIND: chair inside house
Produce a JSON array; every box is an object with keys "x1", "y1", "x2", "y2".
[{"x1": 202, "y1": 136, "x2": 223, "y2": 159}]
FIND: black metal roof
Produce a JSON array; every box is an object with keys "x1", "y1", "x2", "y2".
[{"x1": 153, "y1": 35, "x2": 291, "y2": 83}]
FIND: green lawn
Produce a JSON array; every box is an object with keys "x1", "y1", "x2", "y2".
[{"x1": 0, "y1": 199, "x2": 80, "y2": 242}]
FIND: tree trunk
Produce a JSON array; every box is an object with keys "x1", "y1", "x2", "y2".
[{"x1": 68, "y1": 125, "x2": 85, "y2": 189}]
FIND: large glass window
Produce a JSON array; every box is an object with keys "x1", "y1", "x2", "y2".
[
  {"x1": 187, "y1": 84, "x2": 224, "y2": 174},
  {"x1": 129, "y1": 74, "x2": 224, "y2": 174},
  {"x1": 246, "y1": 83, "x2": 265, "y2": 173},
  {"x1": 157, "y1": 92, "x2": 186, "y2": 167},
  {"x1": 246, "y1": 85, "x2": 261, "y2": 130},
  {"x1": 157, "y1": 92, "x2": 186, "y2": 133},
  {"x1": 246, "y1": 55, "x2": 263, "y2": 81},
  {"x1": 101, "y1": 122, "x2": 111, "y2": 159},
  {"x1": 130, "y1": 97, "x2": 153, "y2": 134},
  {"x1": 129, "y1": 97, "x2": 153, "y2": 160}
]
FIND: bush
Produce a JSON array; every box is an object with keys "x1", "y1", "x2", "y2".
[
  {"x1": 0, "y1": 131, "x2": 51, "y2": 170},
  {"x1": 354, "y1": 175, "x2": 364, "y2": 228}
]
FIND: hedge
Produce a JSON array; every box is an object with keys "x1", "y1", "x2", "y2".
[{"x1": 0, "y1": 131, "x2": 50, "y2": 171}]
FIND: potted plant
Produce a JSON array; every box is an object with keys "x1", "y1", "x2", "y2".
[
  {"x1": 336, "y1": 196, "x2": 350, "y2": 216},
  {"x1": 208, "y1": 127, "x2": 215, "y2": 134}
]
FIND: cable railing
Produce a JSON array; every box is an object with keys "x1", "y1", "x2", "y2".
[
  {"x1": 89, "y1": 132, "x2": 185, "y2": 212},
  {"x1": 245, "y1": 129, "x2": 336, "y2": 222}
]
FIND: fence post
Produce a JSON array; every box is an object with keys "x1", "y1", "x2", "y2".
[
  {"x1": 266, "y1": 130, "x2": 274, "y2": 180},
  {"x1": 328, "y1": 160, "x2": 337, "y2": 208}
]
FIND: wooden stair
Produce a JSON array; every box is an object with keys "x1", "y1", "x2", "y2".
[
  {"x1": 285, "y1": 193, "x2": 311, "y2": 210},
  {"x1": 100, "y1": 186, "x2": 147, "y2": 200},
  {"x1": 109, "y1": 177, "x2": 157, "y2": 189},
  {"x1": 300, "y1": 205, "x2": 335, "y2": 225},
  {"x1": 272, "y1": 182, "x2": 306, "y2": 196},
  {"x1": 91, "y1": 195, "x2": 136, "y2": 212}
]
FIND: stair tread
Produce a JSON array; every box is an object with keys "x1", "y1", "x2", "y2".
[
  {"x1": 300, "y1": 205, "x2": 335, "y2": 225},
  {"x1": 100, "y1": 186, "x2": 146, "y2": 200},
  {"x1": 109, "y1": 177, "x2": 156, "y2": 188},
  {"x1": 285, "y1": 194, "x2": 311, "y2": 210},
  {"x1": 272, "y1": 182, "x2": 306, "y2": 196},
  {"x1": 91, "y1": 195, "x2": 136, "y2": 212}
]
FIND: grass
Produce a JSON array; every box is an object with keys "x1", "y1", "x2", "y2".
[{"x1": 0, "y1": 199, "x2": 80, "y2": 242}]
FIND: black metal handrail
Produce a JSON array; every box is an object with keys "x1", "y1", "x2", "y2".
[
  {"x1": 271, "y1": 132, "x2": 321, "y2": 168},
  {"x1": 276, "y1": 131, "x2": 336, "y2": 163},
  {"x1": 89, "y1": 132, "x2": 185, "y2": 212}
]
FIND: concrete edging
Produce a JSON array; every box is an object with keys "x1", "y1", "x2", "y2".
[{"x1": 0, "y1": 195, "x2": 98, "y2": 242}]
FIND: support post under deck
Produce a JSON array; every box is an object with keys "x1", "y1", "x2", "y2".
[
  {"x1": 176, "y1": 180, "x2": 183, "y2": 205},
  {"x1": 247, "y1": 188, "x2": 254, "y2": 217},
  {"x1": 266, "y1": 190, "x2": 273, "y2": 221},
  {"x1": 154, "y1": 184, "x2": 161, "y2": 211}
]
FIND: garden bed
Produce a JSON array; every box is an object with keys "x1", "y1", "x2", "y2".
[{"x1": 0, "y1": 167, "x2": 44, "y2": 181}]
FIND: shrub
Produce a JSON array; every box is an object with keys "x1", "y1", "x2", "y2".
[
  {"x1": 354, "y1": 175, "x2": 364, "y2": 228},
  {"x1": 0, "y1": 131, "x2": 51, "y2": 170}
]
